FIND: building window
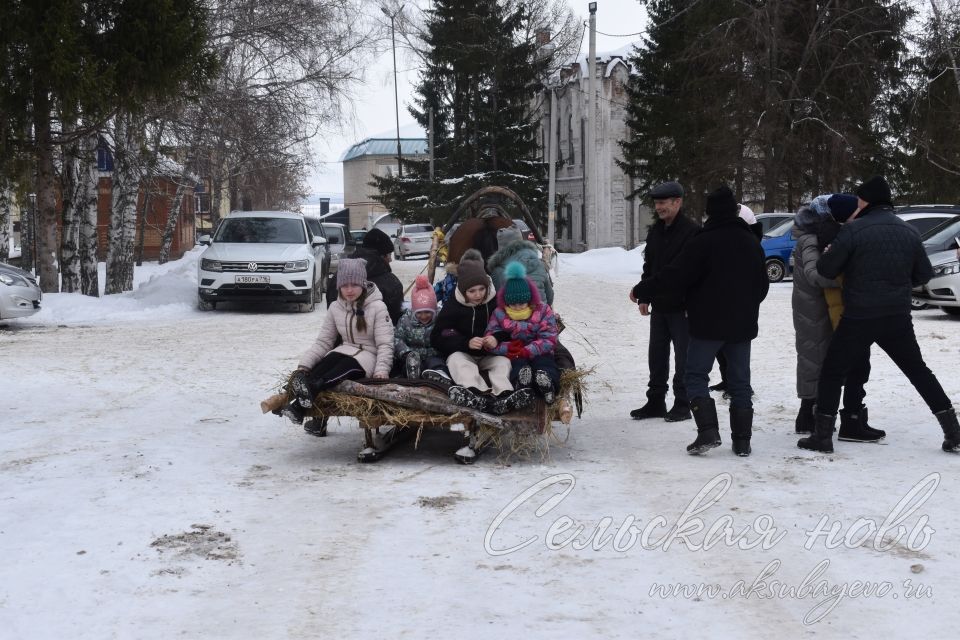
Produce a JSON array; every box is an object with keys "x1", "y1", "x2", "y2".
[
  {"x1": 580, "y1": 119, "x2": 585, "y2": 165},
  {"x1": 567, "y1": 115, "x2": 574, "y2": 164},
  {"x1": 581, "y1": 201, "x2": 587, "y2": 243},
  {"x1": 565, "y1": 203, "x2": 573, "y2": 240}
]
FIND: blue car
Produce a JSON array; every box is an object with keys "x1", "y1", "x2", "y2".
[{"x1": 761, "y1": 219, "x2": 795, "y2": 283}]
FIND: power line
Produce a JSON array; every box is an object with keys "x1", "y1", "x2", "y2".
[{"x1": 594, "y1": 28, "x2": 647, "y2": 38}]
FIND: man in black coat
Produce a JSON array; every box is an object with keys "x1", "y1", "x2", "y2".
[
  {"x1": 799, "y1": 175, "x2": 960, "y2": 454},
  {"x1": 629, "y1": 181, "x2": 700, "y2": 422},
  {"x1": 633, "y1": 185, "x2": 769, "y2": 456},
  {"x1": 326, "y1": 227, "x2": 404, "y2": 324}
]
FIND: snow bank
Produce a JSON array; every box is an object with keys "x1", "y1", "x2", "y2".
[
  {"x1": 26, "y1": 248, "x2": 202, "y2": 326},
  {"x1": 559, "y1": 244, "x2": 645, "y2": 277}
]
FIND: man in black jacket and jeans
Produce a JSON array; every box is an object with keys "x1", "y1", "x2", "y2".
[
  {"x1": 799, "y1": 175, "x2": 960, "y2": 453},
  {"x1": 633, "y1": 185, "x2": 768, "y2": 456},
  {"x1": 630, "y1": 181, "x2": 700, "y2": 422}
]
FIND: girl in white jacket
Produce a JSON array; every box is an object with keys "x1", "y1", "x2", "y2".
[{"x1": 284, "y1": 258, "x2": 395, "y2": 423}]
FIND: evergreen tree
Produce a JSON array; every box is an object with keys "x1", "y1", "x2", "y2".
[{"x1": 373, "y1": 0, "x2": 550, "y2": 225}]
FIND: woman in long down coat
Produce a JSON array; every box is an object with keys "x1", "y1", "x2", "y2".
[
  {"x1": 791, "y1": 202, "x2": 882, "y2": 441},
  {"x1": 791, "y1": 206, "x2": 840, "y2": 433}
]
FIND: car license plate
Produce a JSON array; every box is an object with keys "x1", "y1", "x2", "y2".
[{"x1": 236, "y1": 275, "x2": 270, "y2": 284}]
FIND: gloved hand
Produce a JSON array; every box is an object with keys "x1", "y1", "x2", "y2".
[{"x1": 506, "y1": 340, "x2": 530, "y2": 361}]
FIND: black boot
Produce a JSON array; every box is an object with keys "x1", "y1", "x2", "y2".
[
  {"x1": 687, "y1": 397, "x2": 722, "y2": 454},
  {"x1": 730, "y1": 406, "x2": 753, "y2": 457},
  {"x1": 489, "y1": 388, "x2": 535, "y2": 415},
  {"x1": 404, "y1": 352, "x2": 422, "y2": 379},
  {"x1": 630, "y1": 398, "x2": 667, "y2": 420},
  {"x1": 534, "y1": 369, "x2": 556, "y2": 405},
  {"x1": 936, "y1": 408, "x2": 960, "y2": 453},
  {"x1": 281, "y1": 400, "x2": 305, "y2": 425},
  {"x1": 289, "y1": 369, "x2": 313, "y2": 408},
  {"x1": 857, "y1": 405, "x2": 886, "y2": 439},
  {"x1": 798, "y1": 413, "x2": 836, "y2": 453},
  {"x1": 838, "y1": 405, "x2": 884, "y2": 443},
  {"x1": 664, "y1": 401, "x2": 692, "y2": 422},
  {"x1": 795, "y1": 398, "x2": 815, "y2": 434},
  {"x1": 448, "y1": 386, "x2": 490, "y2": 412}
]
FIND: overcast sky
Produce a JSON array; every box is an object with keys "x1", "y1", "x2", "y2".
[{"x1": 306, "y1": 0, "x2": 648, "y2": 198}]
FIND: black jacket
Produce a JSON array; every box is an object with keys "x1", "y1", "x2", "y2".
[
  {"x1": 431, "y1": 280, "x2": 497, "y2": 358},
  {"x1": 633, "y1": 216, "x2": 769, "y2": 341},
  {"x1": 326, "y1": 247, "x2": 405, "y2": 324},
  {"x1": 817, "y1": 204, "x2": 933, "y2": 319},
  {"x1": 633, "y1": 212, "x2": 700, "y2": 312}
]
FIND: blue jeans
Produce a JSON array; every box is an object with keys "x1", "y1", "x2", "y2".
[{"x1": 685, "y1": 338, "x2": 753, "y2": 408}]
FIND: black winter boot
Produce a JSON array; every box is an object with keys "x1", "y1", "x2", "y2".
[
  {"x1": 289, "y1": 369, "x2": 313, "y2": 408},
  {"x1": 534, "y1": 369, "x2": 556, "y2": 405},
  {"x1": 664, "y1": 401, "x2": 692, "y2": 422},
  {"x1": 838, "y1": 405, "x2": 884, "y2": 443},
  {"x1": 448, "y1": 386, "x2": 490, "y2": 412},
  {"x1": 405, "y1": 352, "x2": 422, "y2": 379},
  {"x1": 687, "y1": 397, "x2": 722, "y2": 454},
  {"x1": 730, "y1": 406, "x2": 753, "y2": 457},
  {"x1": 936, "y1": 408, "x2": 960, "y2": 453},
  {"x1": 517, "y1": 365, "x2": 533, "y2": 387},
  {"x1": 281, "y1": 400, "x2": 305, "y2": 425},
  {"x1": 630, "y1": 398, "x2": 667, "y2": 420},
  {"x1": 489, "y1": 388, "x2": 535, "y2": 415},
  {"x1": 798, "y1": 413, "x2": 836, "y2": 453},
  {"x1": 795, "y1": 398, "x2": 815, "y2": 434}
]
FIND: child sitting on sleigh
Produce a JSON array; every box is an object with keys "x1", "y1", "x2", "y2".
[
  {"x1": 430, "y1": 249, "x2": 534, "y2": 415},
  {"x1": 393, "y1": 275, "x2": 451, "y2": 384},
  {"x1": 484, "y1": 261, "x2": 560, "y2": 405},
  {"x1": 283, "y1": 258, "x2": 394, "y2": 424}
]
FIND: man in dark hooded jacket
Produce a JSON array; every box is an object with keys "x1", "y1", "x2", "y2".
[
  {"x1": 326, "y1": 227, "x2": 404, "y2": 324},
  {"x1": 633, "y1": 185, "x2": 769, "y2": 457},
  {"x1": 799, "y1": 175, "x2": 960, "y2": 454}
]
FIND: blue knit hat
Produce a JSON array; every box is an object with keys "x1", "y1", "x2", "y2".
[{"x1": 503, "y1": 262, "x2": 532, "y2": 305}]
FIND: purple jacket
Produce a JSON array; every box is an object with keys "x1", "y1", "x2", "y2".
[{"x1": 484, "y1": 278, "x2": 558, "y2": 357}]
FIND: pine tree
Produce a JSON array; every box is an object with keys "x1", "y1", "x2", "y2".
[{"x1": 373, "y1": 0, "x2": 550, "y2": 225}]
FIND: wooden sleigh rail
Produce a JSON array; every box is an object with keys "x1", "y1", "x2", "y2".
[{"x1": 260, "y1": 380, "x2": 571, "y2": 433}]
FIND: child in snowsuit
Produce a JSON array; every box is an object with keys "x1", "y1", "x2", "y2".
[
  {"x1": 485, "y1": 261, "x2": 560, "y2": 404},
  {"x1": 393, "y1": 275, "x2": 450, "y2": 383},
  {"x1": 283, "y1": 258, "x2": 395, "y2": 424},
  {"x1": 430, "y1": 249, "x2": 533, "y2": 415}
]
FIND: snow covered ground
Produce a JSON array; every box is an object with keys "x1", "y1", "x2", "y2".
[{"x1": 2, "y1": 248, "x2": 960, "y2": 638}]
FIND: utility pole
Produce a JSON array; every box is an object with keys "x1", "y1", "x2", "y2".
[
  {"x1": 382, "y1": 5, "x2": 405, "y2": 178},
  {"x1": 428, "y1": 107, "x2": 434, "y2": 182},
  {"x1": 547, "y1": 88, "x2": 557, "y2": 247},
  {"x1": 586, "y1": 2, "x2": 597, "y2": 249}
]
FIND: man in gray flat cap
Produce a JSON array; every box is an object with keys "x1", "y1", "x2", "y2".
[{"x1": 629, "y1": 181, "x2": 700, "y2": 422}]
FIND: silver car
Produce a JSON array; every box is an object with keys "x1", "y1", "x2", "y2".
[
  {"x1": 393, "y1": 223, "x2": 435, "y2": 260},
  {"x1": 914, "y1": 248, "x2": 960, "y2": 317},
  {"x1": 0, "y1": 261, "x2": 42, "y2": 320}
]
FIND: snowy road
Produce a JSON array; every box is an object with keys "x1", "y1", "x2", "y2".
[{"x1": 3, "y1": 249, "x2": 960, "y2": 638}]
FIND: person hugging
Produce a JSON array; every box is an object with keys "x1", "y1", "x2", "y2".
[
  {"x1": 431, "y1": 249, "x2": 529, "y2": 415},
  {"x1": 393, "y1": 275, "x2": 451, "y2": 384},
  {"x1": 283, "y1": 258, "x2": 395, "y2": 424},
  {"x1": 485, "y1": 261, "x2": 560, "y2": 406}
]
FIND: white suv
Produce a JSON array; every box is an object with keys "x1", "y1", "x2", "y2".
[{"x1": 197, "y1": 211, "x2": 327, "y2": 311}]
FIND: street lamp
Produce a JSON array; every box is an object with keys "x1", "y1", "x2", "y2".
[{"x1": 382, "y1": 5, "x2": 405, "y2": 179}]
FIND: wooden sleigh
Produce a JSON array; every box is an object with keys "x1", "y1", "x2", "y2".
[{"x1": 260, "y1": 375, "x2": 582, "y2": 463}]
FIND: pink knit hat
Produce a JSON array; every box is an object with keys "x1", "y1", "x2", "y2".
[{"x1": 411, "y1": 274, "x2": 438, "y2": 318}]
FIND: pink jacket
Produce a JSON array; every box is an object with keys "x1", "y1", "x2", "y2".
[{"x1": 298, "y1": 282, "x2": 395, "y2": 377}]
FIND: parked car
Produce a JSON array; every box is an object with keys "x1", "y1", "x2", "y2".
[
  {"x1": 301, "y1": 216, "x2": 332, "y2": 281},
  {"x1": 0, "y1": 261, "x2": 41, "y2": 320},
  {"x1": 896, "y1": 205, "x2": 960, "y2": 236},
  {"x1": 756, "y1": 213, "x2": 794, "y2": 235},
  {"x1": 919, "y1": 215, "x2": 960, "y2": 255},
  {"x1": 320, "y1": 222, "x2": 355, "y2": 275},
  {"x1": 913, "y1": 247, "x2": 960, "y2": 316},
  {"x1": 393, "y1": 223, "x2": 435, "y2": 260},
  {"x1": 350, "y1": 229, "x2": 367, "y2": 245},
  {"x1": 196, "y1": 210, "x2": 327, "y2": 311},
  {"x1": 761, "y1": 218, "x2": 796, "y2": 282}
]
